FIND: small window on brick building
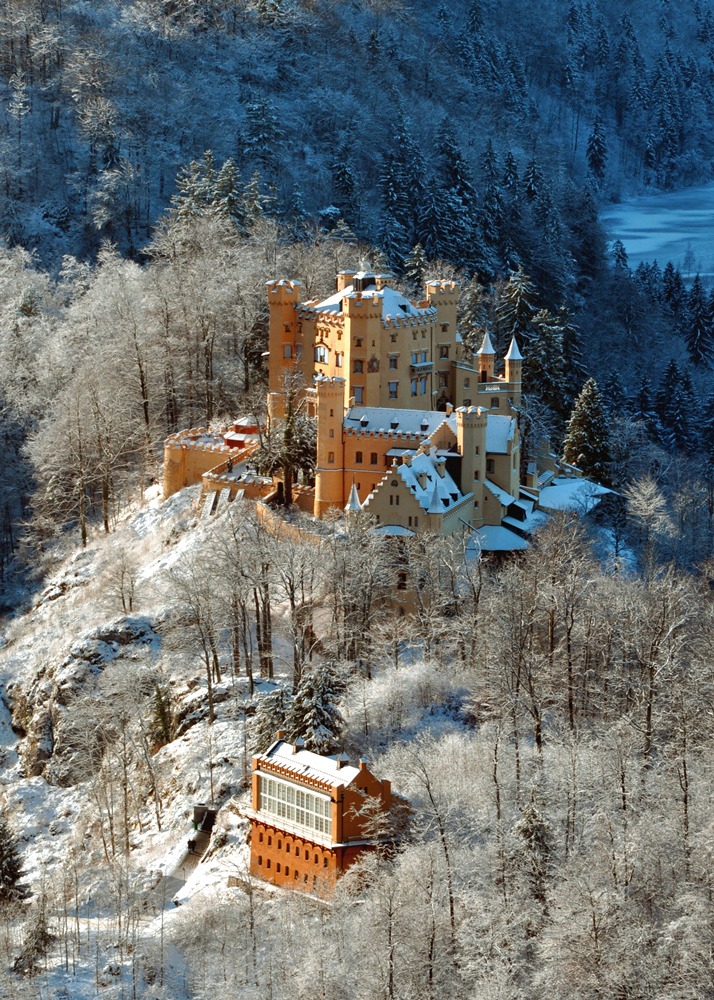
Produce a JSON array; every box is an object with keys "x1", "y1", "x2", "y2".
[
  {"x1": 356, "y1": 451, "x2": 363, "y2": 463},
  {"x1": 491, "y1": 397, "x2": 499, "y2": 408},
  {"x1": 268, "y1": 836, "x2": 272, "y2": 847},
  {"x1": 259, "y1": 832, "x2": 263, "y2": 843},
  {"x1": 294, "y1": 870, "x2": 299, "y2": 880},
  {"x1": 463, "y1": 378, "x2": 470, "y2": 388},
  {"x1": 283, "y1": 345, "x2": 293, "y2": 358},
  {"x1": 314, "y1": 854, "x2": 319, "y2": 864},
  {"x1": 323, "y1": 857, "x2": 329, "y2": 868},
  {"x1": 278, "y1": 840, "x2": 282, "y2": 850},
  {"x1": 286, "y1": 843, "x2": 291, "y2": 854},
  {"x1": 267, "y1": 859, "x2": 271, "y2": 869},
  {"x1": 355, "y1": 338, "x2": 362, "y2": 347},
  {"x1": 329, "y1": 429, "x2": 334, "y2": 438},
  {"x1": 487, "y1": 459, "x2": 495, "y2": 474},
  {"x1": 353, "y1": 359, "x2": 364, "y2": 373},
  {"x1": 370, "y1": 453, "x2": 378, "y2": 465},
  {"x1": 276, "y1": 863, "x2": 281, "y2": 874},
  {"x1": 439, "y1": 345, "x2": 449, "y2": 359},
  {"x1": 285, "y1": 866, "x2": 290, "y2": 876},
  {"x1": 258, "y1": 855, "x2": 263, "y2": 866},
  {"x1": 389, "y1": 355, "x2": 398, "y2": 369},
  {"x1": 328, "y1": 451, "x2": 334, "y2": 463}
]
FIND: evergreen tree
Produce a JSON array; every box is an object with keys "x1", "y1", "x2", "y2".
[
  {"x1": 685, "y1": 274, "x2": 714, "y2": 367},
  {"x1": 662, "y1": 260, "x2": 686, "y2": 316},
  {"x1": 664, "y1": 384, "x2": 697, "y2": 453},
  {"x1": 285, "y1": 664, "x2": 344, "y2": 754},
  {"x1": 611, "y1": 239, "x2": 629, "y2": 270},
  {"x1": 241, "y1": 96, "x2": 285, "y2": 172},
  {"x1": 563, "y1": 378, "x2": 611, "y2": 482},
  {"x1": 251, "y1": 687, "x2": 293, "y2": 754},
  {"x1": 586, "y1": 116, "x2": 608, "y2": 180},
  {"x1": 526, "y1": 309, "x2": 566, "y2": 419},
  {"x1": 633, "y1": 374, "x2": 663, "y2": 441},
  {"x1": 0, "y1": 814, "x2": 25, "y2": 903},
  {"x1": 211, "y1": 158, "x2": 248, "y2": 233},
  {"x1": 495, "y1": 267, "x2": 537, "y2": 351},
  {"x1": 502, "y1": 150, "x2": 519, "y2": 192},
  {"x1": 522, "y1": 158, "x2": 544, "y2": 202},
  {"x1": 403, "y1": 243, "x2": 428, "y2": 295},
  {"x1": 701, "y1": 390, "x2": 714, "y2": 460},
  {"x1": 330, "y1": 142, "x2": 359, "y2": 225}
]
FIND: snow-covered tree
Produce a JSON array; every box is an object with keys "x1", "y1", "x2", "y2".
[
  {"x1": 0, "y1": 815, "x2": 25, "y2": 903},
  {"x1": 285, "y1": 664, "x2": 344, "y2": 754},
  {"x1": 563, "y1": 378, "x2": 611, "y2": 482},
  {"x1": 251, "y1": 687, "x2": 293, "y2": 755}
]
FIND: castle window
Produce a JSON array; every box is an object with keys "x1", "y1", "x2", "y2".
[
  {"x1": 439, "y1": 374, "x2": 448, "y2": 388},
  {"x1": 474, "y1": 470, "x2": 479, "y2": 480},
  {"x1": 284, "y1": 324, "x2": 291, "y2": 333},
  {"x1": 354, "y1": 387, "x2": 363, "y2": 404},
  {"x1": 356, "y1": 451, "x2": 363, "y2": 464},
  {"x1": 259, "y1": 832, "x2": 263, "y2": 843},
  {"x1": 412, "y1": 331, "x2": 417, "y2": 341},
  {"x1": 323, "y1": 857, "x2": 329, "y2": 868},
  {"x1": 441, "y1": 323, "x2": 448, "y2": 332},
  {"x1": 420, "y1": 350, "x2": 427, "y2": 363},
  {"x1": 258, "y1": 855, "x2": 263, "y2": 866},
  {"x1": 389, "y1": 355, "x2": 398, "y2": 369},
  {"x1": 439, "y1": 346, "x2": 449, "y2": 359},
  {"x1": 285, "y1": 866, "x2": 290, "y2": 876},
  {"x1": 411, "y1": 379, "x2": 417, "y2": 396},
  {"x1": 315, "y1": 345, "x2": 328, "y2": 363},
  {"x1": 388, "y1": 382, "x2": 398, "y2": 399},
  {"x1": 278, "y1": 840, "x2": 282, "y2": 850},
  {"x1": 411, "y1": 352, "x2": 417, "y2": 364},
  {"x1": 390, "y1": 334, "x2": 397, "y2": 343},
  {"x1": 355, "y1": 338, "x2": 362, "y2": 347},
  {"x1": 487, "y1": 459, "x2": 495, "y2": 474},
  {"x1": 475, "y1": 445, "x2": 480, "y2": 454},
  {"x1": 463, "y1": 378, "x2": 470, "y2": 388},
  {"x1": 370, "y1": 453, "x2": 378, "y2": 465},
  {"x1": 276, "y1": 863, "x2": 281, "y2": 874},
  {"x1": 414, "y1": 516, "x2": 418, "y2": 527},
  {"x1": 329, "y1": 429, "x2": 334, "y2": 438},
  {"x1": 286, "y1": 843, "x2": 291, "y2": 854},
  {"x1": 328, "y1": 451, "x2": 335, "y2": 463},
  {"x1": 314, "y1": 854, "x2": 319, "y2": 864},
  {"x1": 283, "y1": 345, "x2": 293, "y2": 358},
  {"x1": 296, "y1": 345, "x2": 303, "y2": 359},
  {"x1": 419, "y1": 377, "x2": 427, "y2": 394},
  {"x1": 336, "y1": 352, "x2": 343, "y2": 367},
  {"x1": 294, "y1": 870, "x2": 299, "y2": 880},
  {"x1": 268, "y1": 836, "x2": 272, "y2": 846},
  {"x1": 490, "y1": 397, "x2": 499, "y2": 408},
  {"x1": 463, "y1": 398, "x2": 471, "y2": 406},
  {"x1": 267, "y1": 859, "x2": 271, "y2": 869},
  {"x1": 353, "y1": 360, "x2": 364, "y2": 374}
]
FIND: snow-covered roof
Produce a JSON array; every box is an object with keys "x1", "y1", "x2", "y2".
[
  {"x1": 365, "y1": 447, "x2": 468, "y2": 516},
  {"x1": 345, "y1": 407, "x2": 449, "y2": 437},
  {"x1": 505, "y1": 336, "x2": 523, "y2": 361},
  {"x1": 255, "y1": 739, "x2": 361, "y2": 788},
  {"x1": 311, "y1": 283, "x2": 433, "y2": 320},
  {"x1": 475, "y1": 525, "x2": 530, "y2": 551},
  {"x1": 373, "y1": 524, "x2": 416, "y2": 537},
  {"x1": 485, "y1": 414, "x2": 516, "y2": 453},
  {"x1": 478, "y1": 331, "x2": 496, "y2": 355},
  {"x1": 485, "y1": 478, "x2": 515, "y2": 507},
  {"x1": 538, "y1": 476, "x2": 611, "y2": 513}
]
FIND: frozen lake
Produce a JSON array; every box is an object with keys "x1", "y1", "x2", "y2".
[{"x1": 601, "y1": 182, "x2": 714, "y2": 281}]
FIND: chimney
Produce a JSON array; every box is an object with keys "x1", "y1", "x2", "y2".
[
  {"x1": 445, "y1": 402, "x2": 454, "y2": 415},
  {"x1": 293, "y1": 736, "x2": 305, "y2": 754},
  {"x1": 336, "y1": 753, "x2": 350, "y2": 770},
  {"x1": 276, "y1": 729, "x2": 285, "y2": 740},
  {"x1": 358, "y1": 758, "x2": 369, "y2": 771}
]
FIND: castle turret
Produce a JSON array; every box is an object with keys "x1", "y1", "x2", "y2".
[
  {"x1": 266, "y1": 279, "x2": 303, "y2": 396},
  {"x1": 504, "y1": 336, "x2": 523, "y2": 399},
  {"x1": 314, "y1": 376, "x2": 346, "y2": 518},
  {"x1": 477, "y1": 331, "x2": 496, "y2": 382}
]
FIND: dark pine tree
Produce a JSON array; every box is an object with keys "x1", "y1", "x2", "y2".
[
  {"x1": 586, "y1": 116, "x2": 608, "y2": 180},
  {"x1": 663, "y1": 261, "x2": 687, "y2": 317},
  {"x1": 685, "y1": 274, "x2": 714, "y2": 367},
  {"x1": 0, "y1": 814, "x2": 25, "y2": 903},
  {"x1": 563, "y1": 378, "x2": 611, "y2": 482}
]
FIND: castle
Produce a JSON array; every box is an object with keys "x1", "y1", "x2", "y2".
[{"x1": 163, "y1": 270, "x2": 605, "y2": 548}]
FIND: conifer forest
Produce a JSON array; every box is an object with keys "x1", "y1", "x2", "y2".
[{"x1": 3, "y1": 1, "x2": 714, "y2": 997}]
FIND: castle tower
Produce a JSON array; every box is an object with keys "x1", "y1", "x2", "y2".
[
  {"x1": 504, "y1": 336, "x2": 523, "y2": 403},
  {"x1": 314, "y1": 375, "x2": 347, "y2": 518},
  {"x1": 425, "y1": 279, "x2": 459, "y2": 334},
  {"x1": 343, "y1": 290, "x2": 383, "y2": 409},
  {"x1": 477, "y1": 331, "x2": 496, "y2": 382},
  {"x1": 266, "y1": 279, "x2": 303, "y2": 397},
  {"x1": 456, "y1": 406, "x2": 487, "y2": 525}
]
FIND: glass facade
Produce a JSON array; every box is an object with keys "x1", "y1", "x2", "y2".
[{"x1": 258, "y1": 775, "x2": 333, "y2": 839}]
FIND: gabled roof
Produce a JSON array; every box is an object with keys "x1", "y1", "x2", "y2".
[
  {"x1": 364, "y1": 447, "x2": 469, "y2": 516},
  {"x1": 255, "y1": 739, "x2": 361, "y2": 788}
]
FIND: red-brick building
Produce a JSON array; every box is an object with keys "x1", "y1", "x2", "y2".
[{"x1": 248, "y1": 735, "x2": 400, "y2": 894}]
